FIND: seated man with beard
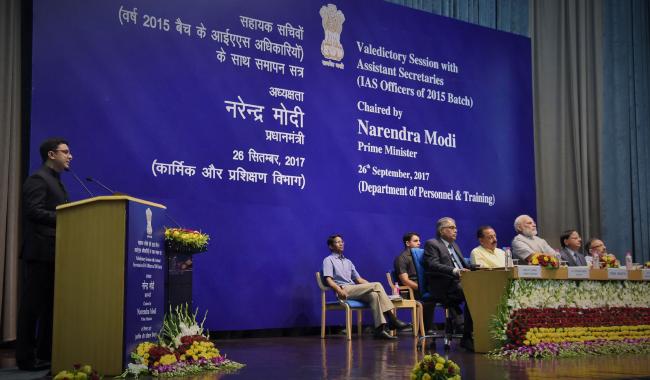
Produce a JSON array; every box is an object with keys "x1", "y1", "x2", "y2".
[{"x1": 511, "y1": 215, "x2": 556, "y2": 262}]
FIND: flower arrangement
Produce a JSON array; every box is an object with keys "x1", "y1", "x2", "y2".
[
  {"x1": 527, "y1": 253, "x2": 559, "y2": 269},
  {"x1": 54, "y1": 364, "x2": 101, "y2": 380},
  {"x1": 489, "y1": 279, "x2": 650, "y2": 359},
  {"x1": 164, "y1": 227, "x2": 209, "y2": 254},
  {"x1": 121, "y1": 305, "x2": 243, "y2": 378},
  {"x1": 645, "y1": 261, "x2": 650, "y2": 269},
  {"x1": 599, "y1": 254, "x2": 619, "y2": 268},
  {"x1": 410, "y1": 353, "x2": 461, "y2": 380},
  {"x1": 503, "y1": 307, "x2": 650, "y2": 347},
  {"x1": 491, "y1": 338, "x2": 650, "y2": 359}
]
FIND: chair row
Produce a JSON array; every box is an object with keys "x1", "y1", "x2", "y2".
[{"x1": 317, "y1": 248, "x2": 459, "y2": 346}]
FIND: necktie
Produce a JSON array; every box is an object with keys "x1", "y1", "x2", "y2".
[{"x1": 448, "y1": 244, "x2": 463, "y2": 269}]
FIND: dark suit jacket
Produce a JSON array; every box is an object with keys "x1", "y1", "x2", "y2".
[
  {"x1": 21, "y1": 165, "x2": 68, "y2": 262},
  {"x1": 559, "y1": 247, "x2": 587, "y2": 266},
  {"x1": 423, "y1": 238, "x2": 468, "y2": 302}
]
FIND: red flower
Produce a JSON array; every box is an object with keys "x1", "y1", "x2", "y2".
[{"x1": 148, "y1": 345, "x2": 174, "y2": 363}]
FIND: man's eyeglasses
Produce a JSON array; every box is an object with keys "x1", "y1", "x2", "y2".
[
  {"x1": 443, "y1": 226, "x2": 457, "y2": 230},
  {"x1": 53, "y1": 149, "x2": 71, "y2": 155}
]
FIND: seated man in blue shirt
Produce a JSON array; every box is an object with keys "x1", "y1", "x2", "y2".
[{"x1": 322, "y1": 234, "x2": 409, "y2": 340}]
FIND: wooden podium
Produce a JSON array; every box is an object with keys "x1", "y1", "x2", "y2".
[
  {"x1": 52, "y1": 196, "x2": 166, "y2": 375},
  {"x1": 460, "y1": 270, "x2": 510, "y2": 353}
]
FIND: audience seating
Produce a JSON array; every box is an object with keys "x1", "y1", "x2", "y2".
[{"x1": 315, "y1": 272, "x2": 369, "y2": 340}]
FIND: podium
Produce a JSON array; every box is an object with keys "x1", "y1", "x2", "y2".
[
  {"x1": 52, "y1": 196, "x2": 166, "y2": 375},
  {"x1": 460, "y1": 270, "x2": 510, "y2": 353}
]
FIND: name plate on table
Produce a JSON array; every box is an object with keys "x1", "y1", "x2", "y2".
[
  {"x1": 643, "y1": 269, "x2": 650, "y2": 280},
  {"x1": 607, "y1": 268, "x2": 628, "y2": 280},
  {"x1": 568, "y1": 267, "x2": 590, "y2": 279},
  {"x1": 518, "y1": 265, "x2": 542, "y2": 278}
]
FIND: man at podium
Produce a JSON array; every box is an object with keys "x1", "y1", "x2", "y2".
[{"x1": 16, "y1": 138, "x2": 71, "y2": 371}]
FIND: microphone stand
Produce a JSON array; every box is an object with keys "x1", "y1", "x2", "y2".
[
  {"x1": 85, "y1": 177, "x2": 115, "y2": 194},
  {"x1": 66, "y1": 168, "x2": 95, "y2": 197}
]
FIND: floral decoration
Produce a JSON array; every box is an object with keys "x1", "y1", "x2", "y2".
[
  {"x1": 643, "y1": 261, "x2": 650, "y2": 269},
  {"x1": 598, "y1": 254, "x2": 620, "y2": 268},
  {"x1": 164, "y1": 227, "x2": 209, "y2": 254},
  {"x1": 504, "y1": 307, "x2": 650, "y2": 346},
  {"x1": 121, "y1": 305, "x2": 243, "y2": 378},
  {"x1": 489, "y1": 279, "x2": 650, "y2": 359},
  {"x1": 491, "y1": 338, "x2": 650, "y2": 360},
  {"x1": 410, "y1": 353, "x2": 461, "y2": 380},
  {"x1": 54, "y1": 364, "x2": 101, "y2": 380},
  {"x1": 527, "y1": 253, "x2": 559, "y2": 269}
]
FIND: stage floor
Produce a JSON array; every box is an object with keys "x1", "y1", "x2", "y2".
[{"x1": 2, "y1": 335, "x2": 650, "y2": 379}]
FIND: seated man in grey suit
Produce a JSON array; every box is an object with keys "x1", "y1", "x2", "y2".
[
  {"x1": 511, "y1": 214, "x2": 556, "y2": 262},
  {"x1": 423, "y1": 217, "x2": 473, "y2": 351},
  {"x1": 559, "y1": 229, "x2": 588, "y2": 266}
]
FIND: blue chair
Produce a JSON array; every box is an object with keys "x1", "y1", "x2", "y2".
[
  {"x1": 316, "y1": 272, "x2": 370, "y2": 340},
  {"x1": 410, "y1": 248, "x2": 460, "y2": 349}
]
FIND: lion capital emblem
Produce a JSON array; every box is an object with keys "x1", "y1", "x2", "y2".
[{"x1": 320, "y1": 4, "x2": 345, "y2": 61}]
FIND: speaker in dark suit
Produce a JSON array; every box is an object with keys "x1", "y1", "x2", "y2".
[{"x1": 16, "y1": 138, "x2": 71, "y2": 371}]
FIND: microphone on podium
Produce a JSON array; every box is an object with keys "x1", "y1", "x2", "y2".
[
  {"x1": 85, "y1": 176, "x2": 116, "y2": 195},
  {"x1": 66, "y1": 168, "x2": 95, "y2": 197},
  {"x1": 164, "y1": 212, "x2": 182, "y2": 228}
]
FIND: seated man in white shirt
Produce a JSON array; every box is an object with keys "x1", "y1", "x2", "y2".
[
  {"x1": 559, "y1": 229, "x2": 588, "y2": 266},
  {"x1": 584, "y1": 238, "x2": 608, "y2": 268},
  {"x1": 585, "y1": 238, "x2": 607, "y2": 255},
  {"x1": 511, "y1": 215, "x2": 556, "y2": 262},
  {"x1": 470, "y1": 226, "x2": 506, "y2": 268}
]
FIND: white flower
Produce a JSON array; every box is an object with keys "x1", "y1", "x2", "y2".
[
  {"x1": 179, "y1": 321, "x2": 202, "y2": 337},
  {"x1": 126, "y1": 362, "x2": 149, "y2": 377},
  {"x1": 507, "y1": 279, "x2": 650, "y2": 312}
]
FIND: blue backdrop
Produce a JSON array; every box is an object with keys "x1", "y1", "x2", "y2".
[{"x1": 31, "y1": 0, "x2": 534, "y2": 330}]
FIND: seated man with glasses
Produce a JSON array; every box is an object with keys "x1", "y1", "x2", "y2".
[{"x1": 423, "y1": 217, "x2": 474, "y2": 351}]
